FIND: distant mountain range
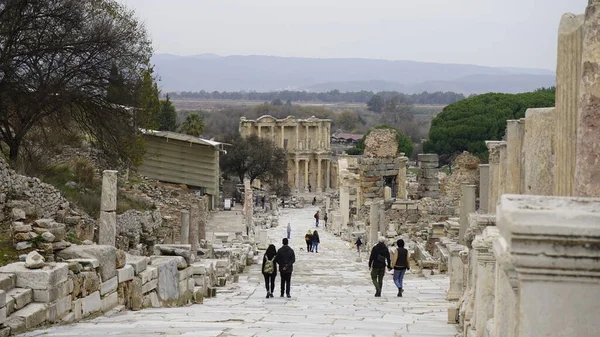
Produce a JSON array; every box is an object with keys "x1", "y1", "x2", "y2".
[{"x1": 151, "y1": 53, "x2": 555, "y2": 95}]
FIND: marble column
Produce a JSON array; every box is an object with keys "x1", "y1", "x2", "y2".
[
  {"x1": 397, "y1": 157, "x2": 408, "y2": 199},
  {"x1": 294, "y1": 159, "x2": 300, "y2": 192},
  {"x1": 369, "y1": 201, "x2": 379, "y2": 247},
  {"x1": 497, "y1": 194, "x2": 600, "y2": 337},
  {"x1": 486, "y1": 142, "x2": 502, "y2": 213},
  {"x1": 198, "y1": 197, "x2": 206, "y2": 242},
  {"x1": 281, "y1": 125, "x2": 285, "y2": 148},
  {"x1": 257, "y1": 125, "x2": 261, "y2": 138},
  {"x1": 304, "y1": 159, "x2": 309, "y2": 192},
  {"x1": 478, "y1": 164, "x2": 490, "y2": 213},
  {"x1": 180, "y1": 210, "x2": 190, "y2": 245},
  {"x1": 317, "y1": 124, "x2": 322, "y2": 149},
  {"x1": 523, "y1": 108, "x2": 555, "y2": 196},
  {"x1": 99, "y1": 170, "x2": 118, "y2": 246},
  {"x1": 458, "y1": 184, "x2": 476, "y2": 244},
  {"x1": 317, "y1": 158, "x2": 322, "y2": 193},
  {"x1": 555, "y1": 13, "x2": 584, "y2": 197},
  {"x1": 326, "y1": 160, "x2": 331, "y2": 190},
  {"x1": 506, "y1": 119, "x2": 525, "y2": 194},
  {"x1": 498, "y1": 142, "x2": 508, "y2": 201},
  {"x1": 305, "y1": 125, "x2": 309, "y2": 150},
  {"x1": 340, "y1": 187, "x2": 350, "y2": 234},
  {"x1": 576, "y1": 1, "x2": 600, "y2": 197},
  {"x1": 189, "y1": 203, "x2": 199, "y2": 262},
  {"x1": 295, "y1": 125, "x2": 299, "y2": 149}
]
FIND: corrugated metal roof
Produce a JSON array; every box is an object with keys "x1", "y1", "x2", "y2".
[
  {"x1": 141, "y1": 130, "x2": 227, "y2": 147},
  {"x1": 332, "y1": 133, "x2": 364, "y2": 140}
]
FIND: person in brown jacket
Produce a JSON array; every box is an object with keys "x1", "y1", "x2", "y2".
[{"x1": 391, "y1": 239, "x2": 410, "y2": 297}]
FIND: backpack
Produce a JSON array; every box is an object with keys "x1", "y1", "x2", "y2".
[{"x1": 264, "y1": 255, "x2": 275, "y2": 274}]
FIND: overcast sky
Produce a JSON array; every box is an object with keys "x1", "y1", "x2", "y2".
[{"x1": 118, "y1": 0, "x2": 587, "y2": 71}]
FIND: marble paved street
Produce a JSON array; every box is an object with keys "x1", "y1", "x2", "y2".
[{"x1": 20, "y1": 207, "x2": 459, "y2": 337}]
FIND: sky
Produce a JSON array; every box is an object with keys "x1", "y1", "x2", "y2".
[{"x1": 118, "y1": 0, "x2": 587, "y2": 71}]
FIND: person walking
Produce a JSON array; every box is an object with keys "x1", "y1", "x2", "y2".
[
  {"x1": 261, "y1": 244, "x2": 277, "y2": 298},
  {"x1": 314, "y1": 210, "x2": 320, "y2": 227},
  {"x1": 276, "y1": 238, "x2": 296, "y2": 298},
  {"x1": 312, "y1": 230, "x2": 320, "y2": 253},
  {"x1": 323, "y1": 212, "x2": 328, "y2": 228},
  {"x1": 391, "y1": 239, "x2": 410, "y2": 297},
  {"x1": 355, "y1": 237, "x2": 363, "y2": 253},
  {"x1": 312, "y1": 196, "x2": 317, "y2": 206},
  {"x1": 286, "y1": 223, "x2": 292, "y2": 239},
  {"x1": 305, "y1": 230, "x2": 313, "y2": 252},
  {"x1": 368, "y1": 237, "x2": 391, "y2": 297}
]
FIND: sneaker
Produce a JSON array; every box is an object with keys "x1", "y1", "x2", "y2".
[
  {"x1": 266, "y1": 293, "x2": 270, "y2": 298},
  {"x1": 286, "y1": 294, "x2": 291, "y2": 298},
  {"x1": 397, "y1": 289, "x2": 402, "y2": 297}
]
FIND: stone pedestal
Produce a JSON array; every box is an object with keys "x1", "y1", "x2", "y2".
[
  {"x1": 555, "y1": 13, "x2": 584, "y2": 197},
  {"x1": 446, "y1": 244, "x2": 468, "y2": 301},
  {"x1": 478, "y1": 165, "x2": 489, "y2": 213},
  {"x1": 417, "y1": 154, "x2": 439, "y2": 198},
  {"x1": 258, "y1": 230, "x2": 268, "y2": 250},
  {"x1": 472, "y1": 227, "x2": 499, "y2": 337},
  {"x1": 458, "y1": 184, "x2": 476, "y2": 244},
  {"x1": 575, "y1": 1, "x2": 600, "y2": 197},
  {"x1": 523, "y1": 108, "x2": 555, "y2": 196},
  {"x1": 492, "y1": 236, "x2": 519, "y2": 337},
  {"x1": 497, "y1": 194, "x2": 600, "y2": 337},
  {"x1": 506, "y1": 119, "x2": 525, "y2": 194},
  {"x1": 180, "y1": 210, "x2": 190, "y2": 245}
]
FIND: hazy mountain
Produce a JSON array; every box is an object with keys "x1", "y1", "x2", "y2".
[{"x1": 151, "y1": 54, "x2": 555, "y2": 95}]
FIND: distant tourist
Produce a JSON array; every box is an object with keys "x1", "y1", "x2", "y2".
[
  {"x1": 308, "y1": 183, "x2": 311, "y2": 193},
  {"x1": 312, "y1": 230, "x2": 320, "y2": 253},
  {"x1": 323, "y1": 212, "x2": 328, "y2": 228},
  {"x1": 305, "y1": 230, "x2": 313, "y2": 252},
  {"x1": 261, "y1": 196, "x2": 266, "y2": 209},
  {"x1": 355, "y1": 237, "x2": 363, "y2": 253},
  {"x1": 262, "y1": 244, "x2": 277, "y2": 298},
  {"x1": 368, "y1": 237, "x2": 391, "y2": 297},
  {"x1": 391, "y1": 239, "x2": 410, "y2": 297},
  {"x1": 286, "y1": 223, "x2": 292, "y2": 239},
  {"x1": 276, "y1": 238, "x2": 296, "y2": 298},
  {"x1": 281, "y1": 198, "x2": 285, "y2": 208},
  {"x1": 314, "y1": 210, "x2": 320, "y2": 227},
  {"x1": 312, "y1": 196, "x2": 317, "y2": 205}
]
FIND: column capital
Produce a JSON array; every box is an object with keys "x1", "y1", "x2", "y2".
[{"x1": 486, "y1": 141, "x2": 506, "y2": 164}]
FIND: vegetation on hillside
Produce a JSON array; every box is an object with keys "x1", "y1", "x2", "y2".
[
  {"x1": 348, "y1": 125, "x2": 414, "y2": 157},
  {"x1": 423, "y1": 88, "x2": 555, "y2": 163}
]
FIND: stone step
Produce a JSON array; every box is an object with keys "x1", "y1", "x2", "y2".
[
  {"x1": 6, "y1": 288, "x2": 33, "y2": 315},
  {"x1": 6, "y1": 302, "x2": 47, "y2": 334},
  {"x1": 0, "y1": 274, "x2": 16, "y2": 293}
]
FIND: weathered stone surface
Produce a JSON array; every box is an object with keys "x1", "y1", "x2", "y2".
[
  {"x1": 12, "y1": 223, "x2": 32, "y2": 233},
  {"x1": 6, "y1": 303, "x2": 47, "y2": 333},
  {"x1": 141, "y1": 279, "x2": 158, "y2": 294},
  {"x1": 101, "y1": 291, "x2": 118, "y2": 312},
  {"x1": 15, "y1": 242, "x2": 33, "y2": 251},
  {"x1": 41, "y1": 231, "x2": 56, "y2": 243},
  {"x1": 82, "y1": 291, "x2": 101, "y2": 317},
  {"x1": 24, "y1": 251, "x2": 45, "y2": 269},
  {"x1": 6, "y1": 288, "x2": 32, "y2": 310},
  {"x1": 0, "y1": 263, "x2": 67, "y2": 290},
  {"x1": 506, "y1": 119, "x2": 525, "y2": 195},
  {"x1": 523, "y1": 108, "x2": 555, "y2": 196},
  {"x1": 150, "y1": 257, "x2": 179, "y2": 301},
  {"x1": 125, "y1": 254, "x2": 148, "y2": 275},
  {"x1": 72, "y1": 298, "x2": 82, "y2": 320},
  {"x1": 99, "y1": 211, "x2": 116, "y2": 247},
  {"x1": 180, "y1": 210, "x2": 190, "y2": 244},
  {"x1": 117, "y1": 265, "x2": 134, "y2": 283},
  {"x1": 33, "y1": 279, "x2": 71, "y2": 303},
  {"x1": 115, "y1": 250, "x2": 126, "y2": 269},
  {"x1": 363, "y1": 129, "x2": 398, "y2": 158},
  {"x1": 130, "y1": 277, "x2": 143, "y2": 311},
  {"x1": 0, "y1": 274, "x2": 16, "y2": 293},
  {"x1": 12, "y1": 208, "x2": 26, "y2": 221},
  {"x1": 46, "y1": 295, "x2": 71, "y2": 322},
  {"x1": 100, "y1": 276, "x2": 118, "y2": 296},
  {"x1": 57, "y1": 245, "x2": 116, "y2": 281},
  {"x1": 101, "y1": 170, "x2": 118, "y2": 212}
]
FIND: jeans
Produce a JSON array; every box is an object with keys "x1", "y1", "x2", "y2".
[
  {"x1": 393, "y1": 268, "x2": 407, "y2": 289},
  {"x1": 312, "y1": 242, "x2": 319, "y2": 252},
  {"x1": 280, "y1": 272, "x2": 292, "y2": 295},
  {"x1": 263, "y1": 273, "x2": 276, "y2": 293},
  {"x1": 287, "y1": 231, "x2": 291, "y2": 239},
  {"x1": 370, "y1": 268, "x2": 385, "y2": 295}
]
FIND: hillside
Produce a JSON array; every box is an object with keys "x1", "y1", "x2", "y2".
[{"x1": 151, "y1": 54, "x2": 555, "y2": 95}]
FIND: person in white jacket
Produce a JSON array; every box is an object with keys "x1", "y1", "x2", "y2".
[{"x1": 286, "y1": 223, "x2": 292, "y2": 239}]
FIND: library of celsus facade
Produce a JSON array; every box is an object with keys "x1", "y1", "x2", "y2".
[{"x1": 239, "y1": 115, "x2": 334, "y2": 193}]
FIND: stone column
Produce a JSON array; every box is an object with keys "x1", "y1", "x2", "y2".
[
  {"x1": 317, "y1": 124, "x2": 322, "y2": 149},
  {"x1": 317, "y1": 158, "x2": 322, "y2": 193},
  {"x1": 497, "y1": 194, "x2": 600, "y2": 337},
  {"x1": 198, "y1": 197, "x2": 206, "y2": 242},
  {"x1": 340, "y1": 186, "x2": 350, "y2": 234},
  {"x1": 523, "y1": 108, "x2": 555, "y2": 196},
  {"x1": 417, "y1": 154, "x2": 439, "y2": 198},
  {"x1": 458, "y1": 184, "x2": 476, "y2": 244},
  {"x1": 555, "y1": 13, "x2": 584, "y2": 197},
  {"x1": 295, "y1": 124, "x2": 299, "y2": 149},
  {"x1": 378, "y1": 200, "x2": 386, "y2": 235},
  {"x1": 294, "y1": 159, "x2": 300, "y2": 192},
  {"x1": 478, "y1": 164, "x2": 490, "y2": 213},
  {"x1": 446, "y1": 244, "x2": 468, "y2": 300},
  {"x1": 486, "y1": 142, "x2": 502, "y2": 213},
  {"x1": 304, "y1": 159, "x2": 309, "y2": 192},
  {"x1": 281, "y1": 125, "x2": 285, "y2": 148},
  {"x1": 189, "y1": 204, "x2": 199, "y2": 262},
  {"x1": 243, "y1": 179, "x2": 253, "y2": 236},
  {"x1": 305, "y1": 125, "x2": 309, "y2": 150},
  {"x1": 576, "y1": 1, "x2": 600, "y2": 197},
  {"x1": 498, "y1": 142, "x2": 508, "y2": 202},
  {"x1": 326, "y1": 160, "x2": 331, "y2": 190},
  {"x1": 99, "y1": 170, "x2": 118, "y2": 246},
  {"x1": 257, "y1": 125, "x2": 261, "y2": 138},
  {"x1": 180, "y1": 210, "x2": 190, "y2": 245},
  {"x1": 369, "y1": 201, "x2": 379, "y2": 247},
  {"x1": 472, "y1": 227, "x2": 500, "y2": 337},
  {"x1": 506, "y1": 119, "x2": 525, "y2": 194},
  {"x1": 397, "y1": 157, "x2": 408, "y2": 199},
  {"x1": 492, "y1": 236, "x2": 519, "y2": 337}
]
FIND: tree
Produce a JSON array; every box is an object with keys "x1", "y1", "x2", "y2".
[
  {"x1": 423, "y1": 91, "x2": 555, "y2": 162},
  {"x1": 220, "y1": 134, "x2": 286, "y2": 184},
  {"x1": 179, "y1": 113, "x2": 205, "y2": 137},
  {"x1": 355, "y1": 125, "x2": 414, "y2": 157},
  {"x1": 380, "y1": 94, "x2": 414, "y2": 128},
  {"x1": 367, "y1": 94, "x2": 384, "y2": 113},
  {"x1": 335, "y1": 110, "x2": 360, "y2": 131},
  {"x1": 158, "y1": 94, "x2": 178, "y2": 131},
  {"x1": 0, "y1": 0, "x2": 153, "y2": 167}
]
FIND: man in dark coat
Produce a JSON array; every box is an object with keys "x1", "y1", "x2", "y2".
[
  {"x1": 368, "y1": 236, "x2": 391, "y2": 297},
  {"x1": 276, "y1": 238, "x2": 296, "y2": 298}
]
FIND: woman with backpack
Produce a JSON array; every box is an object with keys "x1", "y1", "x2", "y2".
[
  {"x1": 305, "y1": 230, "x2": 313, "y2": 252},
  {"x1": 262, "y1": 244, "x2": 277, "y2": 298}
]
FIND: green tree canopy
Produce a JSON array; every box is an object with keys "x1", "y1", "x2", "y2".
[
  {"x1": 355, "y1": 125, "x2": 414, "y2": 157},
  {"x1": 158, "y1": 94, "x2": 178, "y2": 131},
  {"x1": 367, "y1": 94, "x2": 384, "y2": 113},
  {"x1": 179, "y1": 113, "x2": 205, "y2": 137},
  {"x1": 220, "y1": 134, "x2": 286, "y2": 184},
  {"x1": 423, "y1": 91, "x2": 555, "y2": 162}
]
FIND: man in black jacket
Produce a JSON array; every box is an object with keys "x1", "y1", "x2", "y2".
[
  {"x1": 368, "y1": 236, "x2": 391, "y2": 297},
  {"x1": 276, "y1": 238, "x2": 296, "y2": 298}
]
